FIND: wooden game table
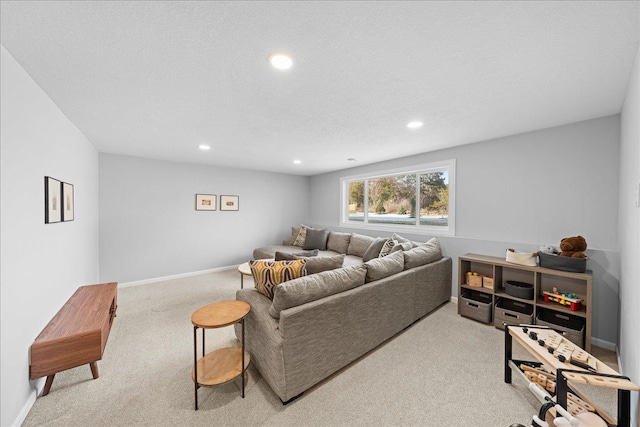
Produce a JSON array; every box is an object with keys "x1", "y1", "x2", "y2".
[{"x1": 504, "y1": 324, "x2": 639, "y2": 426}]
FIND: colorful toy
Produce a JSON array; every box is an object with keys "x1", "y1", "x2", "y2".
[{"x1": 543, "y1": 287, "x2": 583, "y2": 311}]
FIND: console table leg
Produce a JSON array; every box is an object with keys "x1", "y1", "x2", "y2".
[
  {"x1": 89, "y1": 362, "x2": 99, "y2": 379},
  {"x1": 242, "y1": 318, "x2": 245, "y2": 398},
  {"x1": 504, "y1": 324, "x2": 512, "y2": 384},
  {"x1": 194, "y1": 325, "x2": 198, "y2": 411},
  {"x1": 43, "y1": 374, "x2": 55, "y2": 396}
]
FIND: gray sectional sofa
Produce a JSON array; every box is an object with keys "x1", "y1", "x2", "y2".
[{"x1": 235, "y1": 230, "x2": 452, "y2": 403}]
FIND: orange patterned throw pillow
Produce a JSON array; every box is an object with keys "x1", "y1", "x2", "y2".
[{"x1": 249, "y1": 259, "x2": 307, "y2": 299}]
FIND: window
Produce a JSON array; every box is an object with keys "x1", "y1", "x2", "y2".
[{"x1": 341, "y1": 160, "x2": 455, "y2": 235}]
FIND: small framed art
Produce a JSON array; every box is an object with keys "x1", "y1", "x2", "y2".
[
  {"x1": 45, "y1": 176, "x2": 62, "y2": 224},
  {"x1": 196, "y1": 194, "x2": 217, "y2": 211},
  {"x1": 220, "y1": 195, "x2": 239, "y2": 211},
  {"x1": 62, "y1": 182, "x2": 74, "y2": 221}
]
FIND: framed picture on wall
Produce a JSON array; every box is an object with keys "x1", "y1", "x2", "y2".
[
  {"x1": 220, "y1": 195, "x2": 239, "y2": 211},
  {"x1": 44, "y1": 176, "x2": 62, "y2": 224},
  {"x1": 62, "y1": 182, "x2": 74, "y2": 221},
  {"x1": 195, "y1": 194, "x2": 217, "y2": 211}
]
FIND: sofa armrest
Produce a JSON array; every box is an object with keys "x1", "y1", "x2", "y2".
[{"x1": 235, "y1": 288, "x2": 286, "y2": 399}]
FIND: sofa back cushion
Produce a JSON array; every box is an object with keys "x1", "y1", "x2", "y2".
[
  {"x1": 269, "y1": 264, "x2": 367, "y2": 318},
  {"x1": 390, "y1": 241, "x2": 414, "y2": 253},
  {"x1": 364, "y1": 250, "x2": 404, "y2": 282},
  {"x1": 294, "y1": 254, "x2": 345, "y2": 275},
  {"x1": 403, "y1": 237, "x2": 443, "y2": 269},
  {"x1": 326, "y1": 231, "x2": 351, "y2": 254},
  {"x1": 392, "y1": 233, "x2": 421, "y2": 248},
  {"x1": 250, "y1": 259, "x2": 307, "y2": 300},
  {"x1": 347, "y1": 233, "x2": 375, "y2": 257}
]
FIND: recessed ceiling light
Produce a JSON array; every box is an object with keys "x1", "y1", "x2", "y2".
[
  {"x1": 407, "y1": 121, "x2": 423, "y2": 129},
  {"x1": 293, "y1": 159, "x2": 302, "y2": 164},
  {"x1": 268, "y1": 52, "x2": 293, "y2": 70},
  {"x1": 347, "y1": 158, "x2": 357, "y2": 162},
  {"x1": 198, "y1": 144, "x2": 211, "y2": 151}
]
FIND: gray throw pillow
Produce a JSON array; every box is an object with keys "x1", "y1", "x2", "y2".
[
  {"x1": 294, "y1": 254, "x2": 345, "y2": 275},
  {"x1": 403, "y1": 237, "x2": 443, "y2": 269},
  {"x1": 365, "y1": 250, "x2": 405, "y2": 282},
  {"x1": 362, "y1": 237, "x2": 389, "y2": 262},
  {"x1": 326, "y1": 231, "x2": 351, "y2": 254},
  {"x1": 347, "y1": 233, "x2": 375, "y2": 257},
  {"x1": 269, "y1": 264, "x2": 367, "y2": 318},
  {"x1": 275, "y1": 250, "x2": 319, "y2": 261},
  {"x1": 303, "y1": 228, "x2": 329, "y2": 250}
]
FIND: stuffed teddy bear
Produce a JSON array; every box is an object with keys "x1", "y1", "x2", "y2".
[{"x1": 558, "y1": 235, "x2": 587, "y2": 258}]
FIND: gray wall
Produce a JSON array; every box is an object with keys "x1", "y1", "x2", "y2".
[
  {"x1": 99, "y1": 154, "x2": 310, "y2": 283},
  {"x1": 619, "y1": 46, "x2": 639, "y2": 425},
  {"x1": 309, "y1": 115, "x2": 621, "y2": 346},
  {"x1": 0, "y1": 46, "x2": 100, "y2": 426}
]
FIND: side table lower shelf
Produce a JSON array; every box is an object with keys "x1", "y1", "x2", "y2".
[{"x1": 192, "y1": 347, "x2": 250, "y2": 386}]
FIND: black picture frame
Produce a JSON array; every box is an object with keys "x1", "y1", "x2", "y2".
[
  {"x1": 220, "y1": 195, "x2": 239, "y2": 211},
  {"x1": 44, "y1": 176, "x2": 62, "y2": 224},
  {"x1": 62, "y1": 182, "x2": 74, "y2": 221}
]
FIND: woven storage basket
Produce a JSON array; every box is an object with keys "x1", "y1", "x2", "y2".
[
  {"x1": 494, "y1": 298, "x2": 534, "y2": 329},
  {"x1": 536, "y1": 309, "x2": 585, "y2": 349},
  {"x1": 505, "y1": 249, "x2": 537, "y2": 267},
  {"x1": 459, "y1": 290, "x2": 492, "y2": 323},
  {"x1": 538, "y1": 252, "x2": 586, "y2": 273}
]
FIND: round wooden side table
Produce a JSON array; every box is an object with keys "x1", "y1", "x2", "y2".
[
  {"x1": 191, "y1": 300, "x2": 251, "y2": 410},
  {"x1": 237, "y1": 262, "x2": 251, "y2": 289}
]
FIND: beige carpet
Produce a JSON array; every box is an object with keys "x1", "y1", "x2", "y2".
[{"x1": 22, "y1": 270, "x2": 618, "y2": 426}]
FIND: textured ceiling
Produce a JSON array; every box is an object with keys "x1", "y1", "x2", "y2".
[{"x1": 1, "y1": 1, "x2": 638, "y2": 176}]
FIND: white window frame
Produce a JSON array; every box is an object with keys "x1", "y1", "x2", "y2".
[{"x1": 339, "y1": 159, "x2": 456, "y2": 236}]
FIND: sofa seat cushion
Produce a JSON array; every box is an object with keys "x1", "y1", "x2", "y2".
[
  {"x1": 364, "y1": 250, "x2": 404, "y2": 282},
  {"x1": 250, "y1": 259, "x2": 308, "y2": 299},
  {"x1": 347, "y1": 233, "x2": 376, "y2": 257},
  {"x1": 403, "y1": 237, "x2": 443, "y2": 269},
  {"x1": 326, "y1": 231, "x2": 351, "y2": 254},
  {"x1": 342, "y1": 254, "x2": 365, "y2": 267},
  {"x1": 275, "y1": 249, "x2": 319, "y2": 261},
  {"x1": 253, "y1": 245, "x2": 339, "y2": 260},
  {"x1": 269, "y1": 265, "x2": 367, "y2": 318}
]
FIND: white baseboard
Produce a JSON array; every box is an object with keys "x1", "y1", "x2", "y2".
[
  {"x1": 591, "y1": 337, "x2": 617, "y2": 352},
  {"x1": 450, "y1": 296, "x2": 458, "y2": 304},
  {"x1": 118, "y1": 265, "x2": 238, "y2": 288},
  {"x1": 13, "y1": 378, "x2": 45, "y2": 427}
]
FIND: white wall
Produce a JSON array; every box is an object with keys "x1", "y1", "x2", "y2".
[
  {"x1": 619, "y1": 46, "x2": 640, "y2": 426},
  {"x1": 309, "y1": 116, "x2": 621, "y2": 346},
  {"x1": 99, "y1": 154, "x2": 310, "y2": 283},
  {"x1": 0, "y1": 46, "x2": 99, "y2": 426}
]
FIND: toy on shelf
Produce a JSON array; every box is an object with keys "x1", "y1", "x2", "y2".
[
  {"x1": 543, "y1": 287, "x2": 583, "y2": 311},
  {"x1": 465, "y1": 271, "x2": 482, "y2": 287}
]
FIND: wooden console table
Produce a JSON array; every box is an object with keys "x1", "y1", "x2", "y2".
[{"x1": 30, "y1": 282, "x2": 118, "y2": 396}]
